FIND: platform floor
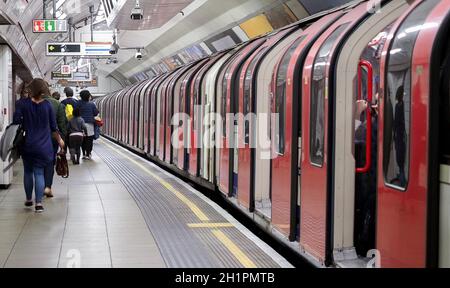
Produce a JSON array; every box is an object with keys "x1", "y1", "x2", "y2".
[{"x1": 0, "y1": 138, "x2": 291, "y2": 268}]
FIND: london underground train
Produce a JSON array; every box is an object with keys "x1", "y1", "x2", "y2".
[{"x1": 95, "y1": 0, "x2": 450, "y2": 268}]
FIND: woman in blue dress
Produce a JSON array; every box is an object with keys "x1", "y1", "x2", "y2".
[{"x1": 13, "y1": 78, "x2": 65, "y2": 213}]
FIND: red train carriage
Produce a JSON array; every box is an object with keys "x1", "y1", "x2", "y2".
[
  {"x1": 236, "y1": 26, "x2": 299, "y2": 211},
  {"x1": 377, "y1": 0, "x2": 450, "y2": 267},
  {"x1": 188, "y1": 55, "x2": 226, "y2": 177},
  {"x1": 301, "y1": 2, "x2": 375, "y2": 265},
  {"x1": 96, "y1": 0, "x2": 450, "y2": 268},
  {"x1": 269, "y1": 11, "x2": 343, "y2": 240},
  {"x1": 217, "y1": 38, "x2": 266, "y2": 196}
]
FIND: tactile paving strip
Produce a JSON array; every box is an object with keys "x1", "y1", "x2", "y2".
[{"x1": 95, "y1": 142, "x2": 281, "y2": 268}]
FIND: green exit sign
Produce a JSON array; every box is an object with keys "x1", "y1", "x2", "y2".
[{"x1": 33, "y1": 19, "x2": 67, "y2": 33}]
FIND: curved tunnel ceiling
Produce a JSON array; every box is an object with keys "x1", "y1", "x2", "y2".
[
  {"x1": 0, "y1": 0, "x2": 355, "y2": 83},
  {"x1": 105, "y1": 0, "x2": 195, "y2": 30}
]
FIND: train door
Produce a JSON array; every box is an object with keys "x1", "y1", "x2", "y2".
[
  {"x1": 301, "y1": 3, "x2": 370, "y2": 265},
  {"x1": 270, "y1": 13, "x2": 341, "y2": 240},
  {"x1": 165, "y1": 78, "x2": 175, "y2": 164},
  {"x1": 439, "y1": 30, "x2": 450, "y2": 268},
  {"x1": 151, "y1": 79, "x2": 164, "y2": 156},
  {"x1": 156, "y1": 78, "x2": 169, "y2": 159},
  {"x1": 188, "y1": 59, "x2": 209, "y2": 176},
  {"x1": 144, "y1": 77, "x2": 160, "y2": 153},
  {"x1": 202, "y1": 53, "x2": 232, "y2": 182},
  {"x1": 167, "y1": 72, "x2": 184, "y2": 165},
  {"x1": 140, "y1": 79, "x2": 156, "y2": 150},
  {"x1": 135, "y1": 81, "x2": 148, "y2": 148},
  {"x1": 172, "y1": 77, "x2": 182, "y2": 166},
  {"x1": 218, "y1": 40, "x2": 265, "y2": 197},
  {"x1": 124, "y1": 85, "x2": 135, "y2": 144},
  {"x1": 131, "y1": 81, "x2": 147, "y2": 146},
  {"x1": 236, "y1": 27, "x2": 300, "y2": 211},
  {"x1": 176, "y1": 71, "x2": 191, "y2": 169},
  {"x1": 333, "y1": 0, "x2": 408, "y2": 264},
  {"x1": 377, "y1": 0, "x2": 449, "y2": 268},
  {"x1": 217, "y1": 60, "x2": 234, "y2": 195},
  {"x1": 191, "y1": 61, "x2": 214, "y2": 177},
  {"x1": 253, "y1": 31, "x2": 303, "y2": 219}
]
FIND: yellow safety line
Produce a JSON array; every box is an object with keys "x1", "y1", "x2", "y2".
[
  {"x1": 101, "y1": 139, "x2": 258, "y2": 268},
  {"x1": 100, "y1": 139, "x2": 209, "y2": 221},
  {"x1": 188, "y1": 223, "x2": 234, "y2": 228},
  {"x1": 211, "y1": 229, "x2": 257, "y2": 268}
]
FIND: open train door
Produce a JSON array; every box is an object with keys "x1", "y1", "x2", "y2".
[{"x1": 377, "y1": 0, "x2": 450, "y2": 267}]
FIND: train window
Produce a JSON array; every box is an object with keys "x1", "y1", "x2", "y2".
[
  {"x1": 160, "y1": 88, "x2": 165, "y2": 123},
  {"x1": 275, "y1": 36, "x2": 306, "y2": 154},
  {"x1": 244, "y1": 48, "x2": 268, "y2": 145},
  {"x1": 310, "y1": 24, "x2": 348, "y2": 166},
  {"x1": 194, "y1": 75, "x2": 203, "y2": 134},
  {"x1": 167, "y1": 88, "x2": 171, "y2": 124},
  {"x1": 222, "y1": 64, "x2": 233, "y2": 138},
  {"x1": 383, "y1": 0, "x2": 438, "y2": 190}
]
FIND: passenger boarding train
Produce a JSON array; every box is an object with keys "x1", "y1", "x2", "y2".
[{"x1": 94, "y1": 0, "x2": 450, "y2": 268}]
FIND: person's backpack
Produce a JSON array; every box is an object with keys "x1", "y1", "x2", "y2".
[{"x1": 65, "y1": 104, "x2": 74, "y2": 121}]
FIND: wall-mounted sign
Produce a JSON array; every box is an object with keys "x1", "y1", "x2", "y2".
[
  {"x1": 33, "y1": 19, "x2": 68, "y2": 33},
  {"x1": 51, "y1": 72, "x2": 73, "y2": 79},
  {"x1": 46, "y1": 42, "x2": 113, "y2": 57},
  {"x1": 85, "y1": 42, "x2": 112, "y2": 56},
  {"x1": 47, "y1": 43, "x2": 84, "y2": 56},
  {"x1": 61, "y1": 65, "x2": 71, "y2": 74}
]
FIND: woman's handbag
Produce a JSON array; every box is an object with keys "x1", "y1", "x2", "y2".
[{"x1": 56, "y1": 151, "x2": 69, "y2": 178}]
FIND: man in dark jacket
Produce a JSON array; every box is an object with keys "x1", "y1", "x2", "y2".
[
  {"x1": 43, "y1": 92, "x2": 67, "y2": 198},
  {"x1": 61, "y1": 87, "x2": 78, "y2": 108}
]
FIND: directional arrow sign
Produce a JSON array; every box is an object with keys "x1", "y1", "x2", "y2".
[
  {"x1": 51, "y1": 72, "x2": 72, "y2": 80},
  {"x1": 46, "y1": 43, "x2": 84, "y2": 56},
  {"x1": 33, "y1": 19, "x2": 68, "y2": 33}
]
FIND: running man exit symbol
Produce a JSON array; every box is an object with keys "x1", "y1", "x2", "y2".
[
  {"x1": 45, "y1": 20, "x2": 55, "y2": 31},
  {"x1": 33, "y1": 19, "x2": 67, "y2": 33}
]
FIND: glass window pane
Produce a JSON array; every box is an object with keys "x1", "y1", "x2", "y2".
[
  {"x1": 383, "y1": 0, "x2": 438, "y2": 189},
  {"x1": 275, "y1": 36, "x2": 305, "y2": 154},
  {"x1": 310, "y1": 24, "x2": 348, "y2": 166},
  {"x1": 244, "y1": 47, "x2": 268, "y2": 145}
]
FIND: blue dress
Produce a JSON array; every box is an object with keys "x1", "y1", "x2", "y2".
[{"x1": 13, "y1": 98, "x2": 57, "y2": 168}]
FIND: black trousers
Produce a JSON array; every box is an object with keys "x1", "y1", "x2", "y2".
[
  {"x1": 69, "y1": 134, "x2": 84, "y2": 162},
  {"x1": 82, "y1": 136, "x2": 94, "y2": 156}
]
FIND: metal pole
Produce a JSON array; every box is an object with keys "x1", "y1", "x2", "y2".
[
  {"x1": 68, "y1": 18, "x2": 72, "y2": 41},
  {"x1": 43, "y1": 0, "x2": 47, "y2": 19},
  {"x1": 89, "y1": 5, "x2": 94, "y2": 42},
  {"x1": 52, "y1": 0, "x2": 56, "y2": 19}
]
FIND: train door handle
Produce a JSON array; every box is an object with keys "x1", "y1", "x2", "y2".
[{"x1": 356, "y1": 60, "x2": 373, "y2": 174}]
